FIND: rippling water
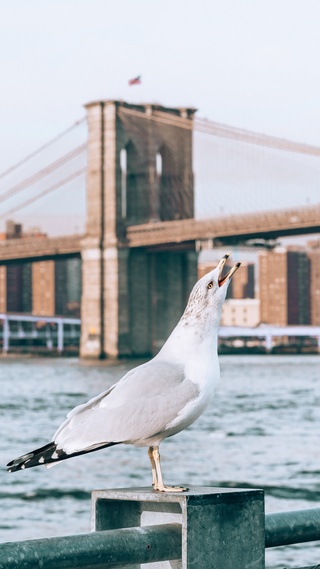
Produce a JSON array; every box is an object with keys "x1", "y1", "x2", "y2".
[{"x1": 1, "y1": 354, "x2": 320, "y2": 568}]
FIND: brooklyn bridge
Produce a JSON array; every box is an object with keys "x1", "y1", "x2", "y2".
[{"x1": 0, "y1": 100, "x2": 320, "y2": 358}]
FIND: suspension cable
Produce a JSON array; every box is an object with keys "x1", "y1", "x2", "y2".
[
  {"x1": 0, "y1": 168, "x2": 86, "y2": 220},
  {"x1": 0, "y1": 144, "x2": 86, "y2": 204},
  {"x1": 0, "y1": 117, "x2": 86, "y2": 181}
]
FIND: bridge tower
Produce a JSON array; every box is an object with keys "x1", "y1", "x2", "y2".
[{"x1": 80, "y1": 100, "x2": 197, "y2": 358}]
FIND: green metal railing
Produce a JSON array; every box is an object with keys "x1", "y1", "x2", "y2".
[
  {"x1": 265, "y1": 508, "x2": 320, "y2": 548},
  {"x1": 0, "y1": 524, "x2": 181, "y2": 568},
  {"x1": 1, "y1": 488, "x2": 320, "y2": 568}
]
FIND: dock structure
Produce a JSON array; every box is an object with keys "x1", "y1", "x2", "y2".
[{"x1": 1, "y1": 486, "x2": 320, "y2": 568}]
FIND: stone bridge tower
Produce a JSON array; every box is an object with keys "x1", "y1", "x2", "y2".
[{"x1": 80, "y1": 100, "x2": 197, "y2": 359}]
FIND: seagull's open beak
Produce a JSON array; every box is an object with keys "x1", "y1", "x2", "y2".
[{"x1": 217, "y1": 254, "x2": 241, "y2": 287}]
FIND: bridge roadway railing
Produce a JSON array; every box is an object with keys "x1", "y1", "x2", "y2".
[{"x1": 1, "y1": 487, "x2": 320, "y2": 568}]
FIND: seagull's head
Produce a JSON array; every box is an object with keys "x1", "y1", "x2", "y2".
[{"x1": 182, "y1": 254, "x2": 241, "y2": 330}]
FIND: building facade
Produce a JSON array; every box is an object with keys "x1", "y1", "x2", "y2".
[
  {"x1": 1, "y1": 258, "x2": 81, "y2": 317},
  {"x1": 0, "y1": 219, "x2": 82, "y2": 317},
  {"x1": 221, "y1": 299, "x2": 260, "y2": 327},
  {"x1": 259, "y1": 248, "x2": 310, "y2": 325},
  {"x1": 307, "y1": 240, "x2": 320, "y2": 325}
]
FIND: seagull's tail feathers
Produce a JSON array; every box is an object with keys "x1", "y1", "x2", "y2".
[{"x1": 7, "y1": 441, "x2": 118, "y2": 473}]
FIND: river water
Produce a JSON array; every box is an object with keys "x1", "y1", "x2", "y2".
[{"x1": 0, "y1": 354, "x2": 320, "y2": 568}]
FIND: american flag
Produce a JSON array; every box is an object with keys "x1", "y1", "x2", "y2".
[{"x1": 128, "y1": 75, "x2": 141, "y2": 86}]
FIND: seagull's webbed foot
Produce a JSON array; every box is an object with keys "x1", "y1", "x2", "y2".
[
  {"x1": 148, "y1": 445, "x2": 189, "y2": 493},
  {"x1": 153, "y1": 483, "x2": 189, "y2": 493}
]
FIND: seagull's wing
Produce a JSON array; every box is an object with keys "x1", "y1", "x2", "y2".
[{"x1": 53, "y1": 359, "x2": 200, "y2": 454}]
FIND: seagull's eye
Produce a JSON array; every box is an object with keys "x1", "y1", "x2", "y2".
[{"x1": 207, "y1": 281, "x2": 214, "y2": 289}]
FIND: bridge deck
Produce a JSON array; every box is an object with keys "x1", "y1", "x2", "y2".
[
  {"x1": 0, "y1": 234, "x2": 83, "y2": 264},
  {"x1": 0, "y1": 204, "x2": 319, "y2": 262},
  {"x1": 126, "y1": 204, "x2": 320, "y2": 247}
]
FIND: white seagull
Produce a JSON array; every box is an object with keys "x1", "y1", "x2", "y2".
[{"x1": 7, "y1": 255, "x2": 240, "y2": 492}]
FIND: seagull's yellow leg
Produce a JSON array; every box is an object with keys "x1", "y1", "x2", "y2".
[
  {"x1": 151, "y1": 445, "x2": 188, "y2": 492},
  {"x1": 148, "y1": 446, "x2": 158, "y2": 487}
]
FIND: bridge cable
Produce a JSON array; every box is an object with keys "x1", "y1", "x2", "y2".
[
  {"x1": 0, "y1": 144, "x2": 86, "y2": 204},
  {"x1": 0, "y1": 167, "x2": 86, "y2": 221},
  {"x1": 0, "y1": 117, "x2": 86, "y2": 181}
]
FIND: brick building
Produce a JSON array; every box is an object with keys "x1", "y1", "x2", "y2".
[
  {"x1": 1, "y1": 221, "x2": 81, "y2": 316},
  {"x1": 259, "y1": 248, "x2": 310, "y2": 325},
  {"x1": 307, "y1": 240, "x2": 320, "y2": 325},
  {"x1": 32, "y1": 261, "x2": 55, "y2": 316},
  {"x1": 221, "y1": 298, "x2": 260, "y2": 327}
]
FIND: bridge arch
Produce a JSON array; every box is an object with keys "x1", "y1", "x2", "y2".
[
  {"x1": 157, "y1": 144, "x2": 180, "y2": 221},
  {"x1": 121, "y1": 140, "x2": 150, "y2": 224}
]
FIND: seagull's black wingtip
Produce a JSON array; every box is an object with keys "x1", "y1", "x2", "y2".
[
  {"x1": 7, "y1": 440, "x2": 119, "y2": 473},
  {"x1": 6, "y1": 442, "x2": 59, "y2": 472}
]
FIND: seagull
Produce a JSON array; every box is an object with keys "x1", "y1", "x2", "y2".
[{"x1": 7, "y1": 255, "x2": 240, "y2": 492}]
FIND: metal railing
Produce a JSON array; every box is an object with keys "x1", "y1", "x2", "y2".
[
  {"x1": 265, "y1": 508, "x2": 320, "y2": 548},
  {"x1": 0, "y1": 524, "x2": 181, "y2": 568},
  {"x1": 0, "y1": 313, "x2": 81, "y2": 353},
  {"x1": 1, "y1": 488, "x2": 320, "y2": 568}
]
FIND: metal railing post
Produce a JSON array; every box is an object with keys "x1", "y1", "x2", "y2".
[
  {"x1": 57, "y1": 319, "x2": 64, "y2": 352},
  {"x1": 91, "y1": 486, "x2": 265, "y2": 569},
  {"x1": 265, "y1": 333, "x2": 273, "y2": 352},
  {"x1": 3, "y1": 315, "x2": 9, "y2": 352}
]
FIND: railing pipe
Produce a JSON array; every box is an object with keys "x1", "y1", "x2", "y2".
[
  {"x1": 265, "y1": 508, "x2": 320, "y2": 548},
  {"x1": 0, "y1": 523, "x2": 181, "y2": 569}
]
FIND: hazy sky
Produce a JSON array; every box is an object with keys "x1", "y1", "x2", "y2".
[
  {"x1": 1, "y1": 0, "x2": 320, "y2": 234},
  {"x1": 0, "y1": 0, "x2": 320, "y2": 232}
]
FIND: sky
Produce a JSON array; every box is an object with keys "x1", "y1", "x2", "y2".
[{"x1": 1, "y1": 0, "x2": 320, "y2": 233}]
